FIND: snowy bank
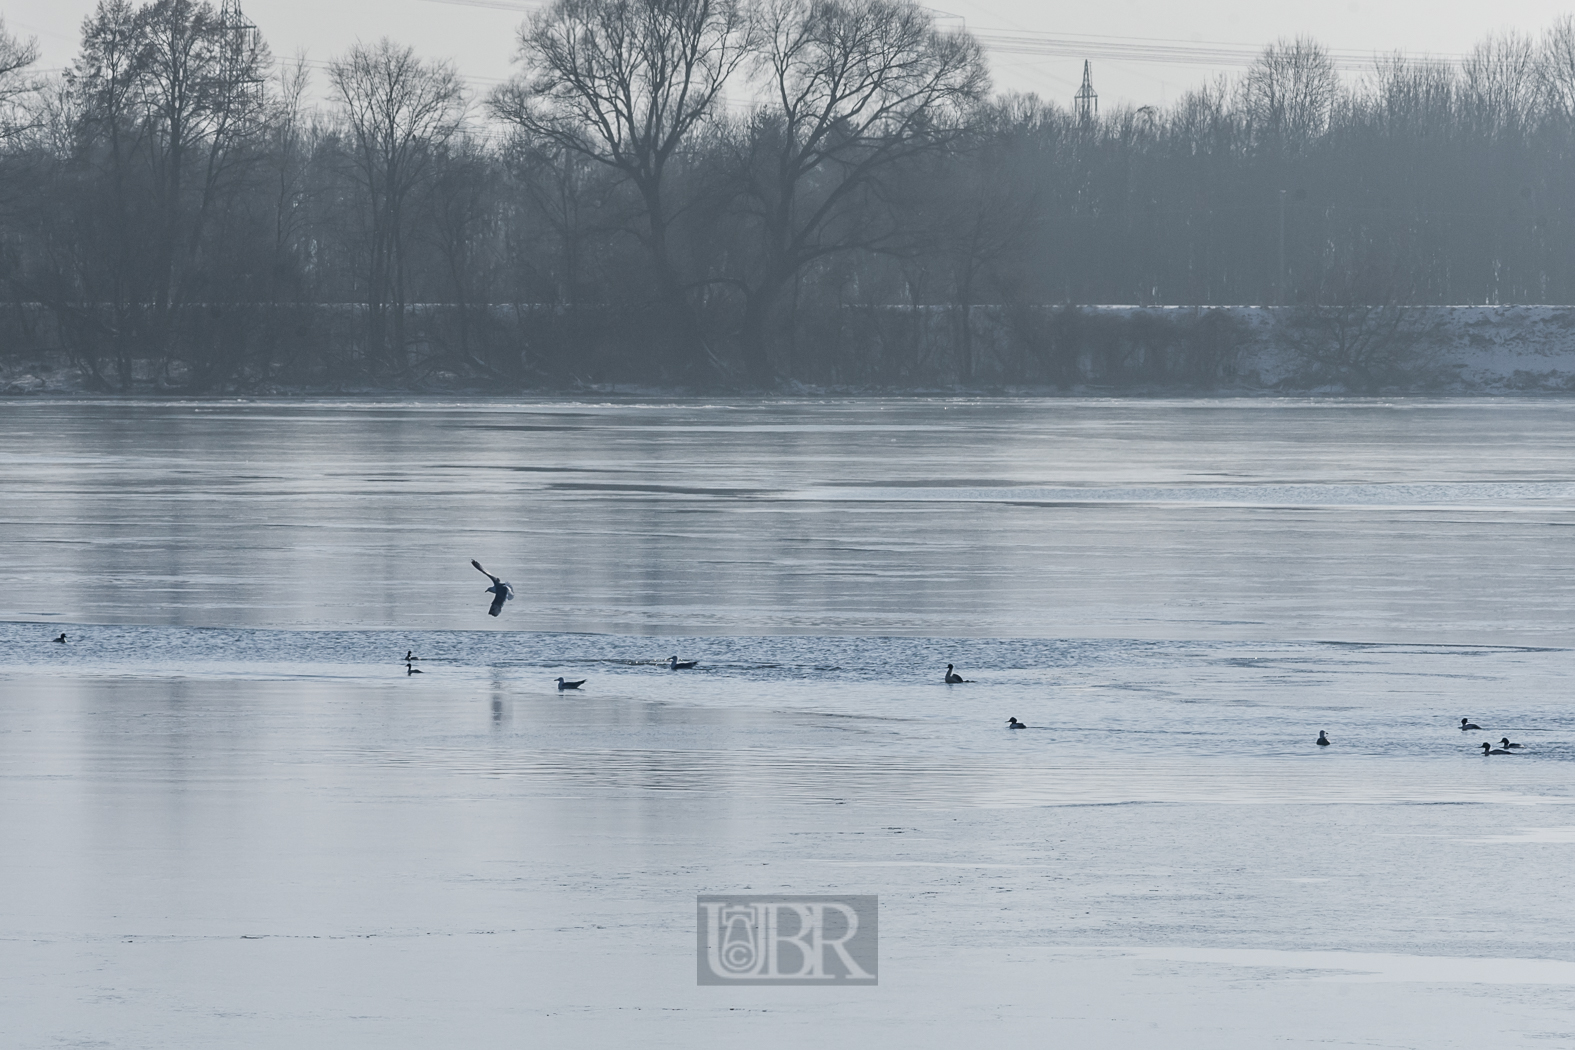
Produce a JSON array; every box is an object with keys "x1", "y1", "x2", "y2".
[{"x1": 4, "y1": 302, "x2": 1575, "y2": 394}]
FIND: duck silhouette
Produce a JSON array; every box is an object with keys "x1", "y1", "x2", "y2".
[
  {"x1": 556, "y1": 677, "x2": 585, "y2": 691},
  {"x1": 944, "y1": 664, "x2": 971, "y2": 684},
  {"x1": 472, "y1": 560, "x2": 514, "y2": 617},
  {"x1": 406, "y1": 664, "x2": 423, "y2": 675},
  {"x1": 405, "y1": 650, "x2": 420, "y2": 662},
  {"x1": 52, "y1": 633, "x2": 66, "y2": 644},
  {"x1": 1499, "y1": 737, "x2": 1524, "y2": 749},
  {"x1": 1007, "y1": 717, "x2": 1026, "y2": 729},
  {"x1": 1460, "y1": 718, "x2": 1481, "y2": 731},
  {"x1": 1316, "y1": 730, "x2": 1330, "y2": 746},
  {"x1": 667, "y1": 656, "x2": 698, "y2": 670},
  {"x1": 1480, "y1": 741, "x2": 1514, "y2": 755}
]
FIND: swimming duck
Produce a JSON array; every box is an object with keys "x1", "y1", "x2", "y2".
[
  {"x1": 471, "y1": 560, "x2": 514, "y2": 617},
  {"x1": 1480, "y1": 742, "x2": 1514, "y2": 755},
  {"x1": 405, "y1": 650, "x2": 420, "y2": 662},
  {"x1": 556, "y1": 677, "x2": 585, "y2": 691},
  {"x1": 1007, "y1": 717, "x2": 1026, "y2": 729},
  {"x1": 668, "y1": 656, "x2": 698, "y2": 670},
  {"x1": 945, "y1": 664, "x2": 970, "y2": 684},
  {"x1": 1499, "y1": 737, "x2": 1524, "y2": 749},
  {"x1": 52, "y1": 633, "x2": 66, "y2": 644},
  {"x1": 406, "y1": 664, "x2": 423, "y2": 675},
  {"x1": 1460, "y1": 718, "x2": 1481, "y2": 731},
  {"x1": 1316, "y1": 731, "x2": 1330, "y2": 746}
]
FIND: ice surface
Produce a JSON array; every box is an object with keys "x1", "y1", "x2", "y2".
[
  {"x1": 6, "y1": 397, "x2": 1575, "y2": 641},
  {"x1": 3, "y1": 399, "x2": 1575, "y2": 1048}
]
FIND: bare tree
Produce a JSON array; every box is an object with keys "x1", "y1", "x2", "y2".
[
  {"x1": 60, "y1": 0, "x2": 145, "y2": 387},
  {"x1": 422, "y1": 135, "x2": 499, "y2": 371},
  {"x1": 1364, "y1": 53, "x2": 1455, "y2": 136},
  {"x1": 1537, "y1": 16, "x2": 1575, "y2": 122},
  {"x1": 490, "y1": 0, "x2": 750, "y2": 317},
  {"x1": 1279, "y1": 303, "x2": 1434, "y2": 393},
  {"x1": 135, "y1": 0, "x2": 272, "y2": 361},
  {"x1": 1462, "y1": 31, "x2": 1537, "y2": 138},
  {"x1": 330, "y1": 39, "x2": 466, "y2": 369},
  {"x1": 43, "y1": 0, "x2": 270, "y2": 389},
  {"x1": 266, "y1": 54, "x2": 314, "y2": 301},
  {"x1": 1241, "y1": 36, "x2": 1338, "y2": 148},
  {"x1": 1278, "y1": 249, "x2": 1435, "y2": 393},
  {"x1": 894, "y1": 95, "x2": 1048, "y2": 381},
  {"x1": 0, "y1": 17, "x2": 40, "y2": 139},
  {"x1": 0, "y1": 17, "x2": 40, "y2": 214},
  {"x1": 732, "y1": 0, "x2": 988, "y2": 383},
  {"x1": 501, "y1": 130, "x2": 615, "y2": 307}
]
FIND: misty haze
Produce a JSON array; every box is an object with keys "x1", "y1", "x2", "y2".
[{"x1": 3, "y1": 2, "x2": 1575, "y2": 1048}]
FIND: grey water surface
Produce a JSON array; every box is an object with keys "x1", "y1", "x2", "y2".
[
  {"x1": 7, "y1": 397, "x2": 1575, "y2": 639},
  {"x1": 3, "y1": 398, "x2": 1575, "y2": 1049}
]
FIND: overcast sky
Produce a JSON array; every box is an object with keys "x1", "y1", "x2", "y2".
[{"x1": 6, "y1": 0, "x2": 1575, "y2": 110}]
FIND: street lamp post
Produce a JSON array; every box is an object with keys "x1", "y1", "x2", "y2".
[{"x1": 1278, "y1": 188, "x2": 1287, "y2": 306}]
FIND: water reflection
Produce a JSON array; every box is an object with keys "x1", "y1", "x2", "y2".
[
  {"x1": 5, "y1": 399, "x2": 1575, "y2": 642},
  {"x1": 489, "y1": 671, "x2": 507, "y2": 728}
]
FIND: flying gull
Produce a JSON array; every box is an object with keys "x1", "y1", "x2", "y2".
[{"x1": 472, "y1": 560, "x2": 514, "y2": 617}]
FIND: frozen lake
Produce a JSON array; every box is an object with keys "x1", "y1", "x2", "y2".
[{"x1": 3, "y1": 398, "x2": 1575, "y2": 1048}]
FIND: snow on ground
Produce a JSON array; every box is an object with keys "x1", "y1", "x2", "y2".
[{"x1": 6, "y1": 304, "x2": 1575, "y2": 394}]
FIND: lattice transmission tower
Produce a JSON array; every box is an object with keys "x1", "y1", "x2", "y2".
[
  {"x1": 1074, "y1": 60, "x2": 1098, "y2": 123},
  {"x1": 218, "y1": 0, "x2": 266, "y2": 106}
]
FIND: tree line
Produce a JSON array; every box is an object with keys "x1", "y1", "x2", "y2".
[{"x1": 1, "y1": 0, "x2": 1574, "y2": 391}]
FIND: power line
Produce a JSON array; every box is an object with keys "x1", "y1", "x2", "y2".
[
  {"x1": 297, "y1": 56, "x2": 507, "y2": 87},
  {"x1": 414, "y1": 0, "x2": 1469, "y2": 74},
  {"x1": 968, "y1": 27, "x2": 1465, "y2": 71},
  {"x1": 417, "y1": 0, "x2": 542, "y2": 10}
]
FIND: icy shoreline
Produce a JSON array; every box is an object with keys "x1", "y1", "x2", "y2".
[{"x1": 7, "y1": 303, "x2": 1575, "y2": 396}]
